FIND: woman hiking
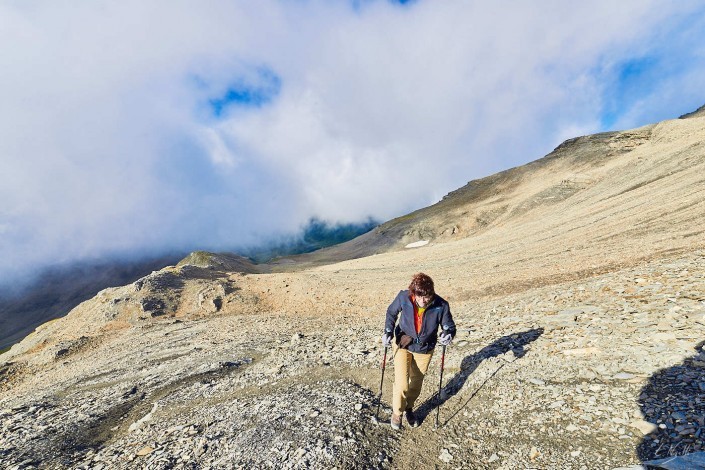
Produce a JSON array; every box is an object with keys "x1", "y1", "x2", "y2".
[{"x1": 382, "y1": 273, "x2": 456, "y2": 430}]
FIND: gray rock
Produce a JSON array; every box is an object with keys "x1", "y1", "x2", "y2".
[
  {"x1": 613, "y1": 372, "x2": 636, "y2": 380},
  {"x1": 439, "y1": 448, "x2": 453, "y2": 463},
  {"x1": 631, "y1": 420, "x2": 657, "y2": 435}
]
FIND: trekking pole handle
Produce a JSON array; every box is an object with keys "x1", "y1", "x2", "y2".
[
  {"x1": 435, "y1": 344, "x2": 447, "y2": 428},
  {"x1": 378, "y1": 346, "x2": 388, "y2": 396},
  {"x1": 375, "y1": 346, "x2": 389, "y2": 422},
  {"x1": 438, "y1": 344, "x2": 447, "y2": 390}
]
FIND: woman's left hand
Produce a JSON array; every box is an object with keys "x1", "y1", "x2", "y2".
[{"x1": 439, "y1": 332, "x2": 452, "y2": 346}]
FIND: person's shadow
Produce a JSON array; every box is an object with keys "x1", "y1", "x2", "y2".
[
  {"x1": 416, "y1": 328, "x2": 544, "y2": 426},
  {"x1": 636, "y1": 341, "x2": 705, "y2": 468}
]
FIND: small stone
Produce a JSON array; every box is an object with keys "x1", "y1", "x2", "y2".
[
  {"x1": 529, "y1": 447, "x2": 540, "y2": 460},
  {"x1": 355, "y1": 403, "x2": 363, "y2": 411},
  {"x1": 488, "y1": 453, "x2": 499, "y2": 463},
  {"x1": 136, "y1": 446, "x2": 154, "y2": 456},
  {"x1": 653, "y1": 332, "x2": 677, "y2": 341},
  {"x1": 613, "y1": 372, "x2": 635, "y2": 380},
  {"x1": 570, "y1": 450, "x2": 581, "y2": 457},
  {"x1": 195, "y1": 442, "x2": 208, "y2": 457},
  {"x1": 563, "y1": 347, "x2": 602, "y2": 356},
  {"x1": 631, "y1": 420, "x2": 657, "y2": 435},
  {"x1": 566, "y1": 424, "x2": 579, "y2": 432},
  {"x1": 439, "y1": 448, "x2": 453, "y2": 463}
]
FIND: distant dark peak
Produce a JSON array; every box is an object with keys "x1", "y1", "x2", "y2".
[{"x1": 679, "y1": 103, "x2": 705, "y2": 119}]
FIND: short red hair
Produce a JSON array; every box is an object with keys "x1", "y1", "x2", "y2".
[{"x1": 409, "y1": 273, "x2": 434, "y2": 297}]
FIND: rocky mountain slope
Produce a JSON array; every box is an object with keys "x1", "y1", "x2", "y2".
[
  {"x1": 282, "y1": 106, "x2": 705, "y2": 269},
  {"x1": 1, "y1": 109, "x2": 705, "y2": 469},
  {"x1": 0, "y1": 220, "x2": 377, "y2": 353},
  {"x1": 0, "y1": 255, "x2": 185, "y2": 352}
]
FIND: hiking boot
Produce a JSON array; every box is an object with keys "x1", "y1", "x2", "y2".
[
  {"x1": 390, "y1": 413, "x2": 402, "y2": 430},
  {"x1": 405, "y1": 409, "x2": 418, "y2": 428}
]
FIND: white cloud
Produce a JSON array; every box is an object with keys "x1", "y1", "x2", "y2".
[{"x1": 0, "y1": 0, "x2": 703, "y2": 285}]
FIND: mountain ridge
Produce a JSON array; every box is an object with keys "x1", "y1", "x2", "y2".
[{"x1": 271, "y1": 121, "x2": 657, "y2": 268}]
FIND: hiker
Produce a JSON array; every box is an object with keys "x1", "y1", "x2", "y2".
[{"x1": 382, "y1": 273, "x2": 456, "y2": 430}]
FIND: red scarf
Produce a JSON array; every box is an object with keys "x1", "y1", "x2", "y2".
[{"x1": 411, "y1": 294, "x2": 425, "y2": 334}]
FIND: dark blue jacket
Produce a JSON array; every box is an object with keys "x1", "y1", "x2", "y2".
[{"x1": 385, "y1": 290, "x2": 456, "y2": 353}]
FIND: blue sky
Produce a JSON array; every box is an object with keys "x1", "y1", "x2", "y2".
[
  {"x1": 598, "y1": 6, "x2": 705, "y2": 129},
  {"x1": 207, "y1": 68, "x2": 282, "y2": 117},
  {"x1": 0, "y1": 0, "x2": 704, "y2": 286},
  {"x1": 600, "y1": 57, "x2": 662, "y2": 129}
]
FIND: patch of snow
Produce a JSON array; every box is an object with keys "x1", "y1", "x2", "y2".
[{"x1": 405, "y1": 240, "x2": 429, "y2": 248}]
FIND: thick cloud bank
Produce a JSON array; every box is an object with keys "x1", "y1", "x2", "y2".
[{"x1": 1, "y1": 0, "x2": 704, "y2": 285}]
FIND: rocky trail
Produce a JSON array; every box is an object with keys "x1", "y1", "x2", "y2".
[{"x1": 1, "y1": 248, "x2": 704, "y2": 469}]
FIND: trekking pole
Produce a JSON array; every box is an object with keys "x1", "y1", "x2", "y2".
[
  {"x1": 434, "y1": 344, "x2": 447, "y2": 429},
  {"x1": 372, "y1": 346, "x2": 389, "y2": 424}
]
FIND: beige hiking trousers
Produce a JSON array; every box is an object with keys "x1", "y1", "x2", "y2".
[{"x1": 392, "y1": 345, "x2": 434, "y2": 415}]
